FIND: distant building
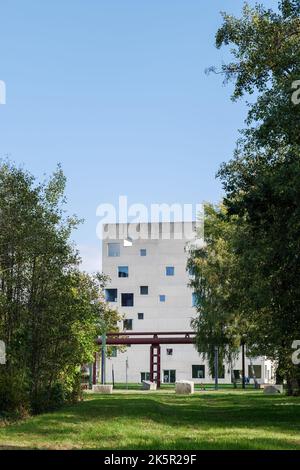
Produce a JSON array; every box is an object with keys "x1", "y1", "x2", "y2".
[{"x1": 102, "y1": 222, "x2": 273, "y2": 385}]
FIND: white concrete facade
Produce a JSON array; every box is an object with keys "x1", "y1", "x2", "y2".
[{"x1": 102, "y1": 222, "x2": 273, "y2": 385}]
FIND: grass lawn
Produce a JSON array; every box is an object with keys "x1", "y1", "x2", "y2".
[{"x1": 0, "y1": 390, "x2": 300, "y2": 450}]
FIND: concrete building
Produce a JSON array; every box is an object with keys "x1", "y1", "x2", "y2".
[{"x1": 102, "y1": 222, "x2": 273, "y2": 385}]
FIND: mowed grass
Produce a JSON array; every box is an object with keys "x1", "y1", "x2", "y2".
[{"x1": 0, "y1": 390, "x2": 300, "y2": 450}]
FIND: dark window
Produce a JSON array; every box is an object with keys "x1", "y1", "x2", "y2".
[
  {"x1": 192, "y1": 293, "x2": 197, "y2": 307},
  {"x1": 248, "y1": 365, "x2": 262, "y2": 379},
  {"x1": 121, "y1": 293, "x2": 134, "y2": 307},
  {"x1": 163, "y1": 370, "x2": 176, "y2": 383},
  {"x1": 140, "y1": 249, "x2": 147, "y2": 257},
  {"x1": 138, "y1": 313, "x2": 144, "y2": 320},
  {"x1": 166, "y1": 349, "x2": 173, "y2": 356},
  {"x1": 141, "y1": 372, "x2": 150, "y2": 382},
  {"x1": 108, "y1": 243, "x2": 120, "y2": 257},
  {"x1": 118, "y1": 266, "x2": 129, "y2": 278},
  {"x1": 105, "y1": 289, "x2": 118, "y2": 302},
  {"x1": 166, "y1": 266, "x2": 175, "y2": 276},
  {"x1": 192, "y1": 365, "x2": 205, "y2": 379},
  {"x1": 123, "y1": 319, "x2": 133, "y2": 331},
  {"x1": 212, "y1": 365, "x2": 225, "y2": 379},
  {"x1": 140, "y1": 286, "x2": 148, "y2": 295}
]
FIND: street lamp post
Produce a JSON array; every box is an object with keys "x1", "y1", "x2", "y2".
[
  {"x1": 101, "y1": 332, "x2": 107, "y2": 385},
  {"x1": 126, "y1": 357, "x2": 129, "y2": 390},
  {"x1": 214, "y1": 346, "x2": 219, "y2": 391},
  {"x1": 242, "y1": 341, "x2": 246, "y2": 390}
]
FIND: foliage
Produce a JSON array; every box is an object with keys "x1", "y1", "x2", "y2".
[
  {"x1": 191, "y1": 1, "x2": 300, "y2": 393},
  {"x1": 0, "y1": 160, "x2": 120, "y2": 415},
  {"x1": 188, "y1": 204, "x2": 242, "y2": 373}
]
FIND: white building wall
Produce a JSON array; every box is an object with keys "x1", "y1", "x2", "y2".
[{"x1": 102, "y1": 223, "x2": 273, "y2": 385}]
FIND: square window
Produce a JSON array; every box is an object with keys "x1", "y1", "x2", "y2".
[
  {"x1": 166, "y1": 349, "x2": 173, "y2": 356},
  {"x1": 123, "y1": 319, "x2": 133, "y2": 331},
  {"x1": 192, "y1": 365, "x2": 205, "y2": 379},
  {"x1": 121, "y1": 293, "x2": 134, "y2": 307},
  {"x1": 138, "y1": 313, "x2": 144, "y2": 320},
  {"x1": 141, "y1": 372, "x2": 150, "y2": 382},
  {"x1": 163, "y1": 370, "x2": 176, "y2": 383},
  {"x1": 140, "y1": 286, "x2": 148, "y2": 295},
  {"x1": 159, "y1": 295, "x2": 166, "y2": 303},
  {"x1": 108, "y1": 243, "x2": 120, "y2": 257},
  {"x1": 140, "y1": 249, "x2": 147, "y2": 257},
  {"x1": 105, "y1": 289, "x2": 118, "y2": 302},
  {"x1": 166, "y1": 266, "x2": 175, "y2": 276},
  {"x1": 118, "y1": 266, "x2": 129, "y2": 278}
]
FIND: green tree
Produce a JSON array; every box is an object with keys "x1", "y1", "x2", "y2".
[
  {"x1": 0, "y1": 161, "x2": 120, "y2": 415},
  {"x1": 188, "y1": 204, "x2": 251, "y2": 377},
  {"x1": 191, "y1": 0, "x2": 300, "y2": 393}
]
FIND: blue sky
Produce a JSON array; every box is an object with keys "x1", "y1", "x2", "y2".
[{"x1": 0, "y1": 0, "x2": 277, "y2": 271}]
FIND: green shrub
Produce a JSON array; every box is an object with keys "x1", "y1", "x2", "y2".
[{"x1": 0, "y1": 370, "x2": 30, "y2": 418}]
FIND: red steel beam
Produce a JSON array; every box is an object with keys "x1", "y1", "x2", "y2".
[
  {"x1": 97, "y1": 337, "x2": 195, "y2": 345},
  {"x1": 106, "y1": 331, "x2": 195, "y2": 337}
]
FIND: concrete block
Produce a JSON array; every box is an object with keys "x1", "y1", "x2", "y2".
[
  {"x1": 176, "y1": 381, "x2": 194, "y2": 395},
  {"x1": 92, "y1": 384, "x2": 113, "y2": 394},
  {"x1": 142, "y1": 381, "x2": 157, "y2": 391},
  {"x1": 264, "y1": 385, "x2": 283, "y2": 394}
]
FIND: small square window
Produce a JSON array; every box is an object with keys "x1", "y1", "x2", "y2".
[
  {"x1": 141, "y1": 372, "x2": 150, "y2": 382},
  {"x1": 108, "y1": 243, "x2": 120, "y2": 257},
  {"x1": 167, "y1": 349, "x2": 173, "y2": 356},
  {"x1": 159, "y1": 295, "x2": 166, "y2": 303},
  {"x1": 123, "y1": 319, "x2": 133, "y2": 331},
  {"x1": 118, "y1": 266, "x2": 129, "y2": 278},
  {"x1": 138, "y1": 313, "x2": 144, "y2": 320},
  {"x1": 121, "y1": 293, "x2": 134, "y2": 307},
  {"x1": 192, "y1": 365, "x2": 205, "y2": 379},
  {"x1": 140, "y1": 249, "x2": 147, "y2": 257},
  {"x1": 166, "y1": 266, "x2": 175, "y2": 276},
  {"x1": 105, "y1": 289, "x2": 118, "y2": 302},
  {"x1": 163, "y1": 370, "x2": 176, "y2": 383},
  {"x1": 140, "y1": 286, "x2": 148, "y2": 295}
]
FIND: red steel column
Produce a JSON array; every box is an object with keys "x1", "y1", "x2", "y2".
[
  {"x1": 156, "y1": 345, "x2": 161, "y2": 388},
  {"x1": 150, "y1": 345, "x2": 154, "y2": 383},
  {"x1": 150, "y1": 344, "x2": 161, "y2": 388}
]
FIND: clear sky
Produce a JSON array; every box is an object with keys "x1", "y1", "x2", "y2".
[{"x1": 0, "y1": 0, "x2": 277, "y2": 271}]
